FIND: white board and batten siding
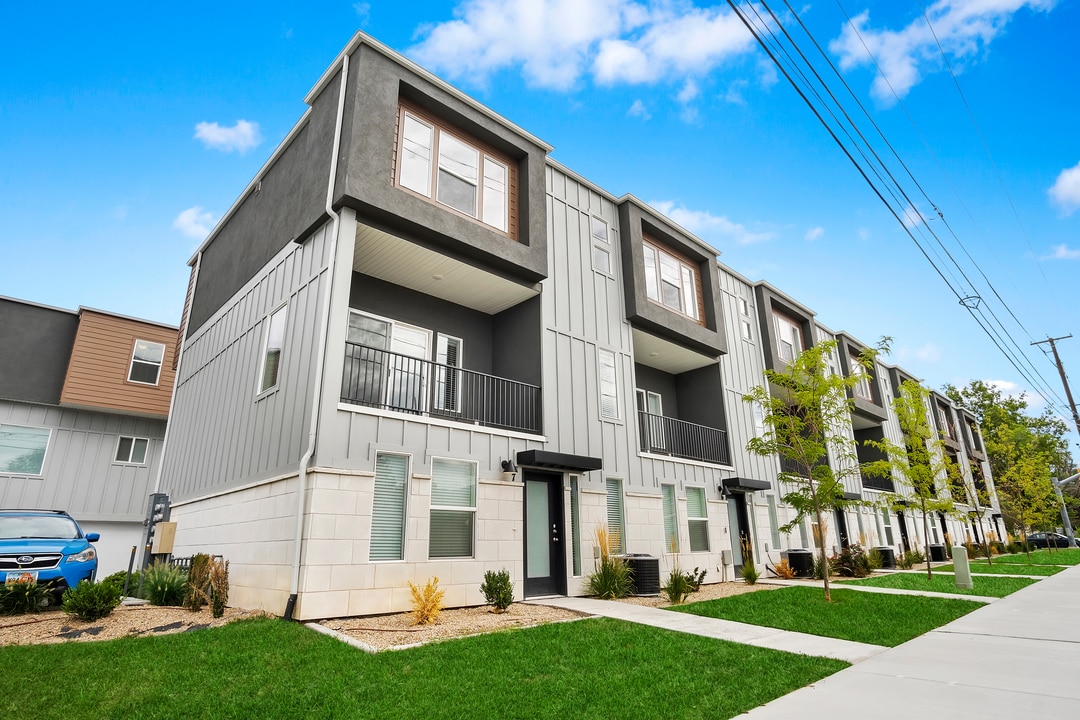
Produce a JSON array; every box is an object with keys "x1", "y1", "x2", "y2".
[{"x1": 161, "y1": 222, "x2": 333, "y2": 502}]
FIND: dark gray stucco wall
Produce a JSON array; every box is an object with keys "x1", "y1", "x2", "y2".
[
  {"x1": 634, "y1": 364, "x2": 680, "y2": 418},
  {"x1": 336, "y1": 46, "x2": 548, "y2": 283},
  {"x1": 675, "y1": 365, "x2": 727, "y2": 432},
  {"x1": 492, "y1": 296, "x2": 542, "y2": 387},
  {"x1": 347, "y1": 273, "x2": 494, "y2": 374},
  {"x1": 0, "y1": 299, "x2": 78, "y2": 404},
  {"x1": 616, "y1": 199, "x2": 726, "y2": 358},
  {"x1": 754, "y1": 285, "x2": 814, "y2": 373},
  {"x1": 187, "y1": 71, "x2": 341, "y2": 336},
  {"x1": 836, "y1": 337, "x2": 889, "y2": 422}
]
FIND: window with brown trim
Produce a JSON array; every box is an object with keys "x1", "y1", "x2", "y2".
[
  {"x1": 641, "y1": 238, "x2": 704, "y2": 324},
  {"x1": 773, "y1": 311, "x2": 803, "y2": 362},
  {"x1": 393, "y1": 103, "x2": 517, "y2": 239}
]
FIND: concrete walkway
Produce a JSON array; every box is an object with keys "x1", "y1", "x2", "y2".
[
  {"x1": 757, "y1": 577, "x2": 999, "y2": 602},
  {"x1": 535, "y1": 595, "x2": 885, "y2": 663},
  {"x1": 743, "y1": 564, "x2": 1080, "y2": 718}
]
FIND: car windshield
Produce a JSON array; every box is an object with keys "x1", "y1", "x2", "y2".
[{"x1": 0, "y1": 515, "x2": 80, "y2": 540}]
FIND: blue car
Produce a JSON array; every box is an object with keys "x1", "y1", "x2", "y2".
[{"x1": 0, "y1": 510, "x2": 99, "y2": 602}]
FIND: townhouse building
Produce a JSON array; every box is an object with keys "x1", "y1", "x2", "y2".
[
  {"x1": 157, "y1": 31, "x2": 998, "y2": 620},
  {"x1": 0, "y1": 296, "x2": 177, "y2": 574}
]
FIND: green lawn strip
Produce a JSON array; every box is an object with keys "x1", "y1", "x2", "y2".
[
  {"x1": 844, "y1": 572, "x2": 1038, "y2": 597},
  {"x1": 936, "y1": 562, "x2": 1061, "y2": 576},
  {"x1": 977, "y1": 549, "x2": 1080, "y2": 566},
  {"x1": 667, "y1": 586, "x2": 981, "y2": 647},
  {"x1": 0, "y1": 617, "x2": 846, "y2": 720}
]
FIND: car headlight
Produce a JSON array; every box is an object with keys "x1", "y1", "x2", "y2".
[{"x1": 67, "y1": 547, "x2": 97, "y2": 563}]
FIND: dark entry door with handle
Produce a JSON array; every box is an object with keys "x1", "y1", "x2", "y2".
[{"x1": 524, "y1": 471, "x2": 566, "y2": 597}]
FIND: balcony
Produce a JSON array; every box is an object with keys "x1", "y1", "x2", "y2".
[
  {"x1": 637, "y1": 411, "x2": 730, "y2": 465},
  {"x1": 341, "y1": 342, "x2": 542, "y2": 434}
]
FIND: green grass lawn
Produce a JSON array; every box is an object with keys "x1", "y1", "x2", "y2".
[
  {"x1": 844, "y1": 572, "x2": 1038, "y2": 597},
  {"x1": 667, "y1": 586, "x2": 982, "y2": 647},
  {"x1": 937, "y1": 562, "x2": 1062, "y2": 576},
  {"x1": 985, "y1": 548, "x2": 1080, "y2": 565},
  {"x1": 0, "y1": 617, "x2": 846, "y2": 720}
]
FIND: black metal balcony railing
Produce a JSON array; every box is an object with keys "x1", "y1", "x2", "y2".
[
  {"x1": 341, "y1": 342, "x2": 542, "y2": 434},
  {"x1": 860, "y1": 473, "x2": 895, "y2": 493},
  {"x1": 637, "y1": 411, "x2": 730, "y2": 465}
]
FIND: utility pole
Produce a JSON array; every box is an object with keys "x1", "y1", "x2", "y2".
[{"x1": 1032, "y1": 335, "x2": 1080, "y2": 439}]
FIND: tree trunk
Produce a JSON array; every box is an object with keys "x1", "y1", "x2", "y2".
[
  {"x1": 921, "y1": 499, "x2": 933, "y2": 580},
  {"x1": 814, "y1": 505, "x2": 831, "y2": 602}
]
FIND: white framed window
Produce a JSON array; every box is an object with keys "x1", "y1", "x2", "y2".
[
  {"x1": 738, "y1": 297, "x2": 750, "y2": 316},
  {"x1": 344, "y1": 311, "x2": 431, "y2": 413},
  {"x1": 370, "y1": 453, "x2": 410, "y2": 561},
  {"x1": 591, "y1": 216, "x2": 612, "y2": 274},
  {"x1": 881, "y1": 508, "x2": 894, "y2": 546},
  {"x1": 937, "y1": 407, "x2": 954, "y2": 438},
  {"x1": 114, "y1": 436, "x2": 149, "y2": 465},
  {"x1": 396, "y1": 106, "x2": 512, "y2": 235},
  {"x1": 636, "y1": 389, "x2": 665, "y2": 450},
  {"x1": 0, "y1": 424, "x2": 51, "y2": 475},
  {"x1": 752, "y1": 403, "x2": 766, "y2": 439},
  {"x1": 257, "y1": 305, "x2": 287, "y2": 394},
  {"x1": 642, "y1": 240, "x2": 701, "y2": 321},
  {"x1": 606, "y1": 478, "x2": 625, "y2": 554},
  {"x1": 598, "y1": 348, "x2": 619, "y2": 420},
  {"x1": 767, "y1": 495, "x2": 782, "y2": 548},
  {"x1": 429, "y1": 457, "x2": 477, "y2": 559},
  {"x1": 661, "y1": 484, "x2": 679, "y2": 553},
  {"x1": 686, "y1": 486, "x2": 709, "y2": 552},
  {"x1": 740, "y1": 320, "x2": 753, "y2": 341},
  {"x1": 434, "y1": 334, "x2": 463, "y2": 413},
  {"x1": 773, "y1": 311, "x2": 803, "y2": 362},
  {"x1": 852, "y1": 368, "x2": 874, "y2": 401},
  {"x1": 128, "y1": 339, "x2": 165, "y2": 385}
]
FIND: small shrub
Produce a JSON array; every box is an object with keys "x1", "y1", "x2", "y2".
[
  {"x1": 685, "y1": 567, "x2": 707, "y2": 592},
  {"x1": 409, "y1": 576, "x2": 445, "y2": 625},
  {"x1": 99, "y1": 571, "x2": 130, "y2": 597},
  {"x1": 143, "y1": 561, "x2": 187, "y2": 606},
  {"x1": 829, "y1": 544, "x2": 872, "y2": 578},
  {"x1": 1006, "y1": 541, "x2": 1024, "y2": 555},
  {"x1": 585, "y1": 526, "x2": 633, "y2": 599},
  {"x1": 661, "y1": 566, "x2": 694, "y2": 605},
  {"x1": 0, "y1": 580, "x2": 51, "y2": 615},
  {"x1": 963, "y1": 541, "x2": 977, "y2": 559},
  {"x1": 812, "y1": 556, "x2": 827, "y2": 580},
  {"x1": 866, "y1": 547, "x2": 883, "y2": 570},
  {"x1": 479, "y1": 568, "x2": 514, "y2": 612},
  {"x1": 773, "y1": 559, "x2": 796, "y2": 580},
  {"x1": 62, "y1": 579, "x2": 121, "y2": 622},
  {"x1": 741, "y1": 563, "x2": 759, "y2": 585},
  {"x1": 904, "y1": 549, "x2": 926, "y2": 566},
  {"x1": 896, "y1": 551, "x2": 914, "y2": 570},
  {"x1": 209, "y1": 557, "x2": 230, "y2": 618},
  {"x1": 183, "y1": 553, "x2": 213, "y2": 612}
]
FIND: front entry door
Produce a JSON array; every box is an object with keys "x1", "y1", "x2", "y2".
[
  {"x1": 834, "y1": 509, "x2": 850, "y2": 548},
  {"x1": 727, "y1": 492, "x2": 753, "y2": 569},
  {"x1": 897, "y1": 511, "x2": 911, "y2": 552},
  {"x1": 524, "y1": 471, "x2": 566, "y2": 597}
]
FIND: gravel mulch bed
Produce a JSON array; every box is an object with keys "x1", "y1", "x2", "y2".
[{"x1": 0, "y1": 603, "x2": 266, "y2": 646}]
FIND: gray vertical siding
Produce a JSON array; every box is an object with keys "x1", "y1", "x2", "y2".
[
  {"x1": 0, "y1": 399, "x2": 163, "y2": 519},
  {"x1": 161, "y1": 222, "x2": 333, "y2": 501}
]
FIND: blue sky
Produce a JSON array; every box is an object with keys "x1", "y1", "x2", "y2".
[{"x1": 2, "y1": 1, "x2": 1078, "y2": 454}]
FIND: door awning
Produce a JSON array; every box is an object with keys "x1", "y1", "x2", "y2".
[
  {"x1": 721, "y1": 477, "x2": 772, "y2": 493},
  {"x1": 516, "y1": 450, "x2": 602, "y2": 472},
  {"x1": 843, "y1": 491, "x2": 862, "y2": 501}
]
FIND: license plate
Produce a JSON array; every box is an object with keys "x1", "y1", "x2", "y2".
[{"x1": 5, "y1": 571, "x2": 38, "y2": 586}]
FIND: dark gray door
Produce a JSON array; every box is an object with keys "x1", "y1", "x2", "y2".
[{"x1": 524, "y1": 471, "x2": 565, "y2": 597}]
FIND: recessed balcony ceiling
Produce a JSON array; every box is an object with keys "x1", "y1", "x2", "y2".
[
  {"x1": 353, "y1": 223, "x2": 538, "y2": 315},
  {"x1": 632, "y1": 328, "x2": 718, "y2": 374}
]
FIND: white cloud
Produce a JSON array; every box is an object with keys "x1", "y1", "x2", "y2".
[
  {"x1": 173, "y1": 206, "x2": 217, "y2": 240},
  {"x1": 354, "y1": 2, "x2": 371, "y2": 24},
  {"x1": 830, "y1": 0, "x2": 1056, "y2": 103},
  {"x1": 898, "y1": 342, "x2": 943, "y2": 364},
  {"x1": 627, "y1": 99, "x2": 651, "y2": 120},
  {"x1": 409, "y1": 0, "x2": 754, "y2": 90},
  {"x1": 1049, "y1": 161, "x2": 1080, "y2": 215},
  {"x1": 723, "y1": 79, "x2": 748, "y2": 105},
  {"x1": 676, "y1": 78, "x2": 699, "y2": 104},
  {"x1": 804, "y1": 226, "x2": 824, "y2": 241},
  {"x1": 985, "y1": 379, "x2": 1044, "y2": 408},
  {"x1": 858, "y1": 227, "x2": 871, "y2": 241},
  {"x1": 194, "y1": 120, "x2": 262, "y2": 153},
  {"x1": 649, "y1": 200, "x2": 774, "y2": 245},
  {"x1": 1041, "y1": 243, "x2": 1080, "y2": 260}
]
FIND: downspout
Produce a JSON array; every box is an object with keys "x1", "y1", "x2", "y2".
[{"x1": 284, "y1": 52, "x2": 349, "y2": 620}]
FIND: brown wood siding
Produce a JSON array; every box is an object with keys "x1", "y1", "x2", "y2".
[{"x1": 60, "y1": 311, "x2": 177, "y2": 418}]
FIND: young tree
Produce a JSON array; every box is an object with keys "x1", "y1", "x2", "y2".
[
  {"x1": 867, "y1": 380, "x2": 955, "y2": 579},
  {"x1": 994, "y1": 428, "x2": 1060, "y2": 556},
  {"x1": 744, "y1": 339, "x2": 871, "y2": 602}
]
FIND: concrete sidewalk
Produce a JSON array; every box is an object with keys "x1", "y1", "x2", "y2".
[
  {"x1": 758, "y1": 577, "x2": 1000, "y2": 602},
  {"x1": 743, "y1": 564, "x2": 1080, "y2": 718},
  {"x1": 535, "y1": 595, "x2": 884, "y2": 663}
]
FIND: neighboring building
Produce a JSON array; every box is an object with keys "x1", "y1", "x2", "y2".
[
  {"x1": 157, "y1": 31, "x2": 998, "y2": 620},
  {"x1": 0, "y1": 296, "x2": 177, "y2": 574}
]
